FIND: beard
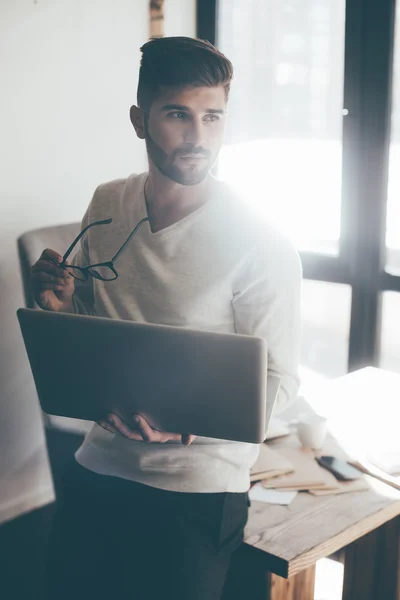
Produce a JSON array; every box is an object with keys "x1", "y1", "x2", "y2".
[{"x1": 145, "y1": 131, "x2": 215, "y2": 186}]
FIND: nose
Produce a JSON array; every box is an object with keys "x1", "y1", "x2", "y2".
[{"x1": 183, "y1": 117, "x2": 205, "y2": 146}]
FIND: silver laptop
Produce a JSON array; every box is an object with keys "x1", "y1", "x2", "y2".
[{"x1": 17, "y1": 308, "x2": 277, "y2": 443}]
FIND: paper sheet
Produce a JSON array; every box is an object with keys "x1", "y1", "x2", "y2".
[
  {"x1": 262, "y1": 447, "x2": 340, "y2": 491},
  {"x1": 308, "y1": 477, "x2": 369, "y2": 496},
  {"x1": 249, "y1": 484, "x2": 298, "y2": 505},
  {"x1": 250, "y1": 443, "x2": 294, "y2": 482}
]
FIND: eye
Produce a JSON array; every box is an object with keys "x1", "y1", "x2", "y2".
[
  {"x1": 168, "y1": 111, "x2": 188, "y2": 120},
  {"x1": 204, "y1": 114, "x2": 221, "y2": 123}
]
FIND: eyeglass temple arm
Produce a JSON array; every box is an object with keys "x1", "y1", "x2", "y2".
[
  {"x1": 62, "y1": 218, "x2": 113, "y2": 262},
  {"x1": 111, "y1": 217, "x2": 150, "y2": 262}
]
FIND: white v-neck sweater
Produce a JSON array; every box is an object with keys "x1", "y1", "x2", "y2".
[{"x1": 72, "y1": 173, "x2": 302, "y2": 493}]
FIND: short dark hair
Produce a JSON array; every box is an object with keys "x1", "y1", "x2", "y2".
[{"x1": 137, "y1": 36, "x2": 233, "y2": 114}]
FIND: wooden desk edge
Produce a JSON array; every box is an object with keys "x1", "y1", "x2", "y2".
[
  {"x1": 243, "y1": 499, "x2": 400, "y2": 580},
  {"x1": 241, "y1": 543, "x2": 289, "y2": 578}
]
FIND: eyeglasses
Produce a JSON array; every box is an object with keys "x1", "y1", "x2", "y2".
[{"x1": 57, "y1": 216, "x2": 149, "y2": 281}]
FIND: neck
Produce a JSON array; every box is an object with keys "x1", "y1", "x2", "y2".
[
  {"x1": 143, "y1": 163, "x2": 213, "y2": 233},
  {"x1": 145, "y1": 165, "x2": 211, "y2": 211}
]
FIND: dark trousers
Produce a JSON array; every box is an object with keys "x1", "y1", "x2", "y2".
[{"x1": 43, "y1": 461, "x2": 249, "y2": 600}]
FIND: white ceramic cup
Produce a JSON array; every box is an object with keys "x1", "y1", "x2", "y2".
[{"x1": 296, "y1": 414, "x2": 327, "y2": 450}]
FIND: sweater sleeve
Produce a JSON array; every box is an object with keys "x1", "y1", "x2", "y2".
[{"x1": 232, "y1": 230, "x2": 302, "y2": 420}]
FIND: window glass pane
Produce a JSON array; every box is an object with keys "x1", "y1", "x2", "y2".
[
  {"x1": 380, "y1": 292, "x2": 400, "y2": 373},
  {"x1": 217, "y1": 0, "x2": 346, "y2": 254},
  {"x1": 387, "y1": 3, "x2": 400, "y2": 274},
  {"x1": 300, "y1": 280, "x2": 350, "y2": 395}
]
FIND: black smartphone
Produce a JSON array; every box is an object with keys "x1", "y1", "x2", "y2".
[{"x1": 316, "y1": 456, "x2": 362, "y2": 481}]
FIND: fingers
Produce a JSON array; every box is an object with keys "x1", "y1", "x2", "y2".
[
  {"x1": 182, "y1": 434, "x2": 197, "y2": 446},
  {"x1": 31, "y1": 272, "x2": 72, "y2": 287},
  {"x1": 98, "y1": 413, "x2": 145, "y2": 441},
  {"x1": 99, "y1": 413, "x2": 194, "y2": 445},
  {"x1": 105, "y1": 413, "x2": 143, "y2": 441},
  {"x1": 31, "y1": 271, "x2": 74, "y2": 299},
  {"x1": 134, "y1": 414, "x2": 155, "y2": 442},
  {"x1": 97, "y1": 419, "x2": 119, "y2": 434},
  {"x1": 40, "y1": 248, "x2": 64, "y2": 264},
  {"x1": 31, "y1": 250, "x2": 74, "y2": 304},
  {"x1": 31, "y1": 259, "x2": 70, "y2": 279},
  {"x1": 134, "y1": 414, "x2": 182, "y2": 443}
]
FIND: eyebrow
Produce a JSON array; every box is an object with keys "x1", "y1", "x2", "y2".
[{"x1": 160, "y1": 104, "x2": 225, "y2": 115}]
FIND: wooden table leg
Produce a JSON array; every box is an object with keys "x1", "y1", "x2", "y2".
[
  {"x1": 268, "y1": 566, "x2": 316, "y2": 600},
  {"x1": 342, "y1": 516, "x2": 400, "y2": 600},
  {"x1": 222, "y1": 546, "x2": 315, "y2": 600}
]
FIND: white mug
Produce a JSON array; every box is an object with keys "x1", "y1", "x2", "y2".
[{"x1": 296, "y1": 414, "x2": 327, "y2": 450}]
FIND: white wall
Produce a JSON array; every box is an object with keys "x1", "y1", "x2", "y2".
[
  {"x1": 0, "y1": 0, "x2": 195, "y2": 524},
  {"x1": 164, "y1": 0, "x2": 196, "y2": 37}
]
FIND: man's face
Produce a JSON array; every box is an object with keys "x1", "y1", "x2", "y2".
[{"x1": 143, "y1": 86, "x2": 227, "y2": 186}]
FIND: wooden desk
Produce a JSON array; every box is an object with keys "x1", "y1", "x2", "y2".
[{"x1": 223, "y1": 368, "x2": 400, "y2": 600}]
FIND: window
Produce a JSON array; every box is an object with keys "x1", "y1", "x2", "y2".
[
  {"x1": 380, "y1": 292, "x2": 400, "y2": 374},
  {"x1": 387, "y1": 0, "x2": 400, "y2": 276},
  {"x1": 198, "y1": 0, "x2": 398, "y2": 375},
  {"x1": 300, "y1": 280, "x2": 350, "y2": 393},
  {"x1": 218, "y1": 0, "x2": 346, "y2": 255}
]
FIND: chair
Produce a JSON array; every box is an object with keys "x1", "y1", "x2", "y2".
[{"x1": 17, "y1": 222, "x2": 92, "y2": 490}]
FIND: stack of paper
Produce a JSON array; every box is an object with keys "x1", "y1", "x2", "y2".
[
  {"x1": 308, "y1": 478, "x2": 369, "y2": 496},
  {"x1": 263, "y1": 448, "x2": 368, "y2": 496},
  {"x1": 250, "y1": 444, "x2": 369, "y2": 503},
  {"x1": 262, "y1": 447, "x2": 345, "y2": 492},
  {"x1": 250, "y1": 443, "x2": 294, "y2": 482}
]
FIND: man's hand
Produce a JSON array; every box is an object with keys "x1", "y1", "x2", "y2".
[
  {"x1": 31, "y1": 249, "x2": 75, "y2": 312},
  {"x1": 97, "y1": 413, "x2": 196, "y2": 446}
]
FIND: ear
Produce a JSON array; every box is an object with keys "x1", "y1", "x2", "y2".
[{"x1": 130, "y1": 105, "x2": 146, "y2": 139}]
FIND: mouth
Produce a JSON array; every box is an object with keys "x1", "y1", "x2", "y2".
[{"x1": 178, "y1": 153, "x2": 208, "y2": 160}]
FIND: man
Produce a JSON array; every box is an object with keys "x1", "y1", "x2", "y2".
[{"x1": 31, "y1": 37, "x2": 301, "y2": 600}]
